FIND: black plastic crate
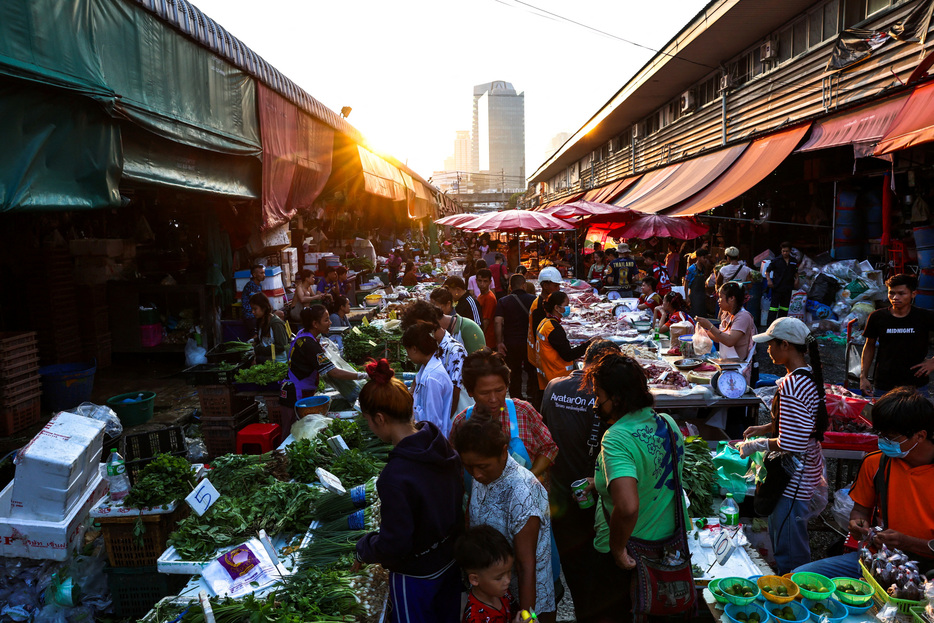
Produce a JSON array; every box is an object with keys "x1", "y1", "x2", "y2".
[
  {"x1": 105, "y1": 566, "x2": 189, "y2": 617},
  {"x1": 122, "y1": 426, "x2": 188, "y2": 485},
  {"x1": 185, "y1": 363, "x2": 243, "y2": 386},
  {"x1": 205, "y1": 342, "x2": 254, "y2": 365}
]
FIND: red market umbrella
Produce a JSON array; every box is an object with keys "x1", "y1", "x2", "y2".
[
  {"x1": 546, "y1": 200, "x2": 630, "y2": 219},
  {"x1": 461, "y1": 209, "x2": 575, "y2": 233},
  {"x1": 605, "y1": 213, "x2": 709, "y2": 240},
  {"x1": 435, "y1": 213, "x2": 479, "y2": 227}
]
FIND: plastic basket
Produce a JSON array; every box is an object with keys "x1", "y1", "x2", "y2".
[
  {"x1": 717, "y1": 577, "x2": 761, "y2": 605},
  {"x1": 205, "y1": 342, "x2": 254, "y2": 365},
  {"x1": 104, "y1": 565, "x2": 189, "y2": 617},
  {"x1": 723, "y1": 602, "x2": 769, "y2": 623},
  {"x1": 185, "y1": 363, "x2": 243, "y2": 386},
  {"x1": 831, "y1": 576, "x2": 874, "y2": 606},
  {"x1": 202, "y1": 402, "x2": 260, "y2": 458},
  {"x1": 708, "y1": 579, "x2": 730, "y2": 605},
  {"x1": 757, "y1": 574, "x2": 799, "y2": 604},
  {"x1": 860, "y1": 560, "x2": 925, "y2": 615},
  {"x1": 764, "y1": 600, "x2": 809, "y2": 623},
  {"x1": 99, "y1": 506, "x2": 189, "y2": 568},
  {"x1": 0, "y1": 332, "x2": 38, "y2": 354},
  {"x1": 791, "y1": 572, "x2": 835, "y2": 601},
  {"x1": 198, "y1": 385, "x2": 254, "y2": 420},
  {"x1": 0, "y1": 374, "x2": 41, "y2": 405},
  {"x1": 0, "y1": 395, "x2": 41, "y2": 436},
  {"x1": 801, "y1": 598, "x2": 847, "y2": 623},
  {"x1": 911, "y1": 606, "x2": 932, "y2": 623},
  {"x1": 122, "y1": 427, "x2": 189, "y2": 484},
  {"x1": 0, "y1": 349, "x2": 40, "y2": 378}
]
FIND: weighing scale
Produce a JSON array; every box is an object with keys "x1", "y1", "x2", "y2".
[{"x1": 709, "y1": 358, "x2": 748, "y2": 399}]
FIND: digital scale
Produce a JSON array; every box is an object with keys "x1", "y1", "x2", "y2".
[{"x1": 709, "y1": 358, "x2": 748, "y2": 399}]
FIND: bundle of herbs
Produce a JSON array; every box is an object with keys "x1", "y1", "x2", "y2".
[
  {"x1": 311, "y1": 477, "x2": 378, "y2": 521},
  {"x1": 286, "y1": 437, "x2": 334, "y2": 483},
  {"x1": 166, "y1": 591, "x2": 358, "y2": 623},
  {"x1": 328, "y1": 449, "x2": 383, "y2": 488},
  {"x1": 208, "y1": 451, "x2": 289, "y2": 496},
  {"x1": 234, "y1": 360, "x2": 288, "y2": 385},
  {"x1": 124, "y1": 453, "x2": 196, "y2": 509},
  {"x1": 342, "y1": 325, "x2": 384, "y2": 365},
  {"x1": 322, "y1": 417, "x2": 391, "y2": 459},
  {"x1": 295, "y1": 530, "x2": 369, "y2": 568},
  {"x1": 681, "y1": 436, "x2": 716, "y2": 516}
]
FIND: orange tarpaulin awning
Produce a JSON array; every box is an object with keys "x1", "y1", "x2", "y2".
[
  {"x1": 612, "y1": 144, "x2": 747, "y2": 215},
  {"x1": 874, "y1": 81, "x2": 934, "y2": 155},
  {"x1": 357, "y1": 145, "x2": 408, "y2": 202},
  {"x1": 797, "y1": 93, "x2": 909, "y2": 154},
  {"x1": 588, "y1": 176, "x2": 642, "y2": 204},
  {"x1": 666, "y1": 124, "x2": 811, "y2": 217}
]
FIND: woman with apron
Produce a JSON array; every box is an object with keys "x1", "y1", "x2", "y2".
[
  {"x1": 287, "y1": 305, "x2": 368, "y2": 401},
  {"x1": 249, "y1": 293, "x2": 289, "y2": 363},
  {"x1": 695, "y1": 282, "x2": 757, "y2": 383}
]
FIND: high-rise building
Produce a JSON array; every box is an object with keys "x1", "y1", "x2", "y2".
[
  {"x1": 454, "y1": 130, "x2": 471, "y2": 172},
  {"x1": 472, "y1": 81, "x2": 525, "y2": 192}
]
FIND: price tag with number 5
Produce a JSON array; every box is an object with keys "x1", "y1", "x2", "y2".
[{"x1": 186, "y1": 478, "x2": 220, "y2": 517}]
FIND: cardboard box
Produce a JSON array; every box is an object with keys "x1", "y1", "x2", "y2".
[
  {"x1": 12, "y1": 413, "x2": 105, "y2": 518},
  {"x1": 0, "y1": 467, "x2": 107, "y2": 561}
]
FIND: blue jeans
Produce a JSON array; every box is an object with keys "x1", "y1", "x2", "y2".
[
  {"x1": 768, "y1": 497, "x2": 810, "y2": 575},
  {"x1": 793, "y1": 552, "x2": 861, "y2": 578}
]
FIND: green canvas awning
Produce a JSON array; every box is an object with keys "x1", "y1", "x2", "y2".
[{"x1": 0, "y1": 79, "x2": 121, "y2": 212}]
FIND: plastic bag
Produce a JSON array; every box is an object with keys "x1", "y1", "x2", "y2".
[
  {"x1": 876, "y1": 602, "x2": 899, "y2": 623},
  {"x1": 319, "y1": 337, "x2": 363, "y2": 402},
  {"x1": 787, "y1": 290, "x2": 808, "y2": 320},
  {"x1": 693, "y1": 324, "x2": 713, "y2": 356},
  {"x1": 831, "y1": 485, "x2": 854, "y2": 528},
  {"x1": 291, "y1": 413, "x2": 332, "y2": 441},
  {"x1": 713, "y1": 441, "x2": 752, "y2": 502},
  {"x1": 202, "y1": 538, "x2": 279, "y2": 598},
  {"x1": 72, "y1": 402, "x2": 122, "y2": 438},
  {"x1": 186, "y1": 438, "x2": 208, "y2": 462},
  {"x1": 804, "y1": 464, "x2": 829, "y2": 521},
  {"x1": 185, "y1": 338, "x2": 207, "y2": 366}
]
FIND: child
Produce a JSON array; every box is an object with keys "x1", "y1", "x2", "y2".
[
  {"x1": 655, "y1": 291, "x2": 694, "y2": 334},
  {"x1": 637, "y1": 276, "x2": 662, "y2": 312},
  {"x1": 455, "y1": 525, "x2": 518, "y2": 623}
]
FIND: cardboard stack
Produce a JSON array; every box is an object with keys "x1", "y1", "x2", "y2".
[{"x1": 0, "y1": 411, "x2": 108, "y2": 560}]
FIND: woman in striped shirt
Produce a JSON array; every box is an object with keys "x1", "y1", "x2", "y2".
[{"x1": 737, "y1": 317, "x2": 828, "y2": 573}]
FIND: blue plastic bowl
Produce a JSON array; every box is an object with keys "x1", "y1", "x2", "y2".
[
  {"x1": 801, "y1": 598, "x2": 846, "y2": 623},
  {"x1": 842, "y1": 601, "x2": 873, "y2": 616},
  {"x1": 764, "y1": 600, "x2": 809, "y2": 622},
  {"x1": 724, "y1": 602, "x2": 770, "y2": 623}
]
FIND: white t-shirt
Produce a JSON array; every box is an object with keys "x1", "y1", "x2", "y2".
[
  {"x1": 719, "y1": 263, "x2": 752, "y2": 283},
  {"x1": 412, "y1": 356, "x2": 453, "y2": 437}
]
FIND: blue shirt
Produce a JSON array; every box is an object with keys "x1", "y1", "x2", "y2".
[
  {"x1": 609, "y1": 257, "x2": 637, "y2": 289},
  {"x1": 242, "y1": 280, "x2": 262, "y2": 318}
]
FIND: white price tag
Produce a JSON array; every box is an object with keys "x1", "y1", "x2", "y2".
[
  {"x1": 315, "y1": 467, "x2": 346, "y2": 494},
  {"x1": 712, "y1": 529, "x2": 736, "y2": 565},
  {"x1": 185, "y1": 478, "x2": 220, "y2": 517}
]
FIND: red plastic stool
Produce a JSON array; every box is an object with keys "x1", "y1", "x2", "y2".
[{"x1": 236, "y1": 423, "x2": 282, "y2": 455}]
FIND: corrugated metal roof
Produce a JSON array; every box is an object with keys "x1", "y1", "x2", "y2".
[{"x1": 130, "y1": 0, "x2": 440, "y2": 193}]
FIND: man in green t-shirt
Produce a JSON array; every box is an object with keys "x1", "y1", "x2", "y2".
[
  {"x1": 593, "y1": 407, "x2": 687, "y2": 552},
  {"x1": 428, "y1": 287, "x2": 486, "y2": 354}
]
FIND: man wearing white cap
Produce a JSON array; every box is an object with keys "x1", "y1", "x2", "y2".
[
  {"x1": 526, "y1": 266, "x2": 563, "y2": 409},
  {"x1": 736, "y1": 316, "x2": 828, "y2": 573},
  {"x1": 716, "y1": 246, "x2": 752, "y2": 289},
  {"x1": 606, "y1": 243, "x2": 638, "y2": 297}
]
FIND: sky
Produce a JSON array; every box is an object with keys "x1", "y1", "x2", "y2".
[{"x1": 190, "y1": 0, "x2": 710, "y2": 181}]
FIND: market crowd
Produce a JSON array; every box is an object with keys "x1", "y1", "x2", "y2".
[{"x1": 271, "y1": 234, "x2": 934, "y2": 623}]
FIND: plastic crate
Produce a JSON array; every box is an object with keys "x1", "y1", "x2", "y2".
[
  {"x1": 861, "y1": 561, "x2": 925, "y2": 615},
  {"x1": 198, "y1": 385, "x2": 254, "y2": 419},
  {"x1": 99, "y1": 504, "x2": 189, "y2": 568},
  {"x1": 0, "y1": 374, "x2": 41, "y2": 404},
  {"x1": 122, "y1": 427, "x2": 189, "y2": 484},
  {"x1": 205, "y1": 342, "x2": 254, "y2": 365},
  {"x1": 105, "y1": 565, "x2": 190, "y2": 617},
  {"x1": 0, "y1": 350, "x2": 40, "y2": 378},
  {"x1": 185, "y1": 363, "x2": 243, "y2": 386},
  {"x1": 0, "y1": 332, "x2": 38, "y2": 354},
  {"x1": 0, "y1": 395, "x2": 41, "y2": 436},
  {"x1": 202, "y1": 403, "x2": 260, "y2": 458},
  {"x1": 822, "y1": 432, "x2": 878, "y2": 452}
]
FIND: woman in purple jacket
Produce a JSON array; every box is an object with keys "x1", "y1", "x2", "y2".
[{"x1": 354, "y1": 358, "x2": 464, "y2": 623}]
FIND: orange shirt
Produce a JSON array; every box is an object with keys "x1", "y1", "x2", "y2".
[
  {"x1": 477, "y1": 290, "x2": 498, "y2": 348},
  {"x1": 850, "y1": 451, "x2": 934, "y2": 545}
]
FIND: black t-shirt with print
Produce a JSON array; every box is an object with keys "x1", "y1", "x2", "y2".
[{"x1": 863, "y1": 306, "x2": 934, "y2": 390}]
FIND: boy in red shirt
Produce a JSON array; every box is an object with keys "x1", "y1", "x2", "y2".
[
  {"x1": 456, "y1": 526, "x2": 518, "y2": 623},
  {"x1": 475, "y1": 268, "x2": 498, "y2": 349}
]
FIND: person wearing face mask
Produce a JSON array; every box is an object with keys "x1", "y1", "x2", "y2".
[
  {"x1": 793, "y1": 387, "x2": 934, "y2": 578},
  {"x1": 534, "y1": 291, "x2": 593, "y2": 392},
  {"x1": 736, "y1": 317, "x2": 828, "y2": 574}
]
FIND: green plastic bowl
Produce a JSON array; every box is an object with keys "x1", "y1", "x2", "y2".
[
  {"x1": 718, "y1": 577, "x2": 761, "y2": 606},
  {"x1": 831, "y1": 577, "x2": 874, "y2": 606},
  {"x1": 106, "y1": 391, "x2": 156, "y2": 427},
  {"x1": 709, "y1": 579, "x2": 730, "y2": 605},
  {"x1": 791, "y1": 572, "x2": 835, "y2": 601}
]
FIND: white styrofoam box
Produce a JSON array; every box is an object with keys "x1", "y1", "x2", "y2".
[
  {"x1": 235, "y1": 267, "x2": 283, "y2": 297},
  {"x1": 0, "y1": 467, "x2": 107, "y2": 561},
  {"x1": 13, "y1": 447, "x2": 101, "y2": 522},
  {"x1": 13, "y1": 412, "x2": 106, "y2": 500}
]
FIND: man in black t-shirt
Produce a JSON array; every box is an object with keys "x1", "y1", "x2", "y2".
[
  {"x1": 541, "y1": 339, "x2": 620, "y2": 623},
  {"x1": 766, "y1": 241, "x2": 800, "y2": 325},
  {"x1": 494, "y1": 274, "x2": 537, "y2": 401},
  {"x1": 442, "y1": 276, "x2": 482, "y2": 326},
  {"x1": 861, "y1": 274, "x2": 934, "y2": 396}
]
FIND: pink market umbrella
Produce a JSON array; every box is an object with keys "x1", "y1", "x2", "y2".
[
  {"x1": 435, "y1": 213, "x2": 480, "y2": 228},
  {"x1": 461, "y1": 209, "x2": 575, "y2": 233},
  {"x1": 605, "y1": 213, "x2": 709, "y2": 240},
  {"x1": 547, "y1": 200, "x2": 631, "y2": 219}
]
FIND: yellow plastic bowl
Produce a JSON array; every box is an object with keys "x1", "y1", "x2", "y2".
[{"x1": 757, "y1": 575, "x2": 800, "y2": 604}]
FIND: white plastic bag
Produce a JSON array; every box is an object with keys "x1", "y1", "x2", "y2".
[
  {"x1": 185, "y1": 338, "x2": 207, "y2": 366},
  {"x1": 291, "y1": 413, "x2": 333, "y2": 441},
  {"x1": 202, "y1": 539, "x2": 279, "y2": 598},
  {"x1": 693, "y1": 324, "x2": 713, "y2": 356},
  {"x1": 831, "y1": 485, "x2": 854, "y2": 528},
  {"x1": 804, "y1": 464, "x2": 829, "y2": 521},
  {"x1": 319, "y1": 337, "x2": 363, "y2": 402},
  {"x1": 73, "y1": 402, "x2": 122, "y2": 438}
]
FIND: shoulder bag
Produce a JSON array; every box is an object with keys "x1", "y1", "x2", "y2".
[{"x1": 602, "y1": 414, "x2": 697, "y2": 621}]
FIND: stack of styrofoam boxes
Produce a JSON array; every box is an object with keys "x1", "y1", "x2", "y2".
[
  {"x1": 280, "y1": 248, "x2": 298, "y2": 288},
  {"x1": 234, "y1": 267, "x2": 287, "y2": 311},
  {"x1": 0, "y1": 332, "x2": 42, "y2": 436},
  {"x1": 0, "y1": 411, "x2": 108, "y2": 560}
]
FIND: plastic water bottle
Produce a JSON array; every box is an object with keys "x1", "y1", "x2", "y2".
[
  {"x1": 719, "y1": 493, "x2": 739, "y2": 527},
  {"x1": 106, "y1": 449, "x2": 131, "y2": 502}
]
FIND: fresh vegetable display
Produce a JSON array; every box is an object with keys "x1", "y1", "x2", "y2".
[
  {"x1": 123, "y1": 453, "x2": 196, "y2": 509},
  {"x1": 681, "y1": 437, "x2": 716, "y2": 516},
  {"x1": 234, "y1": 360, "x2": 288, "y2": 385},
  {"x1": 311, "y1": 478, "x2": 378, "y2": 521},
  {"x1": 328, "y1": 448, "x2": 383, "y2": 488},
  {"x1": 342, "y1": 325, "x2": 385, "y2": 365}
]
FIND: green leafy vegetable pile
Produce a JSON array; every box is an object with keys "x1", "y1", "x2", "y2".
[
  {"x1": 342, "y1": 325, "x2": 385, "y2": 365},
  {"x1": 328, "y1": 449, "x2": 382, "y2": 488},
  {"x1": 681, "y1": 437, "x2": 716, "y2": 516},
  {"x1": 124, "y1": 454, "x2": 195, "y2": 509},
  {"x1": 234, "y1": 360, "x2": 288, "y2": 385}
]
